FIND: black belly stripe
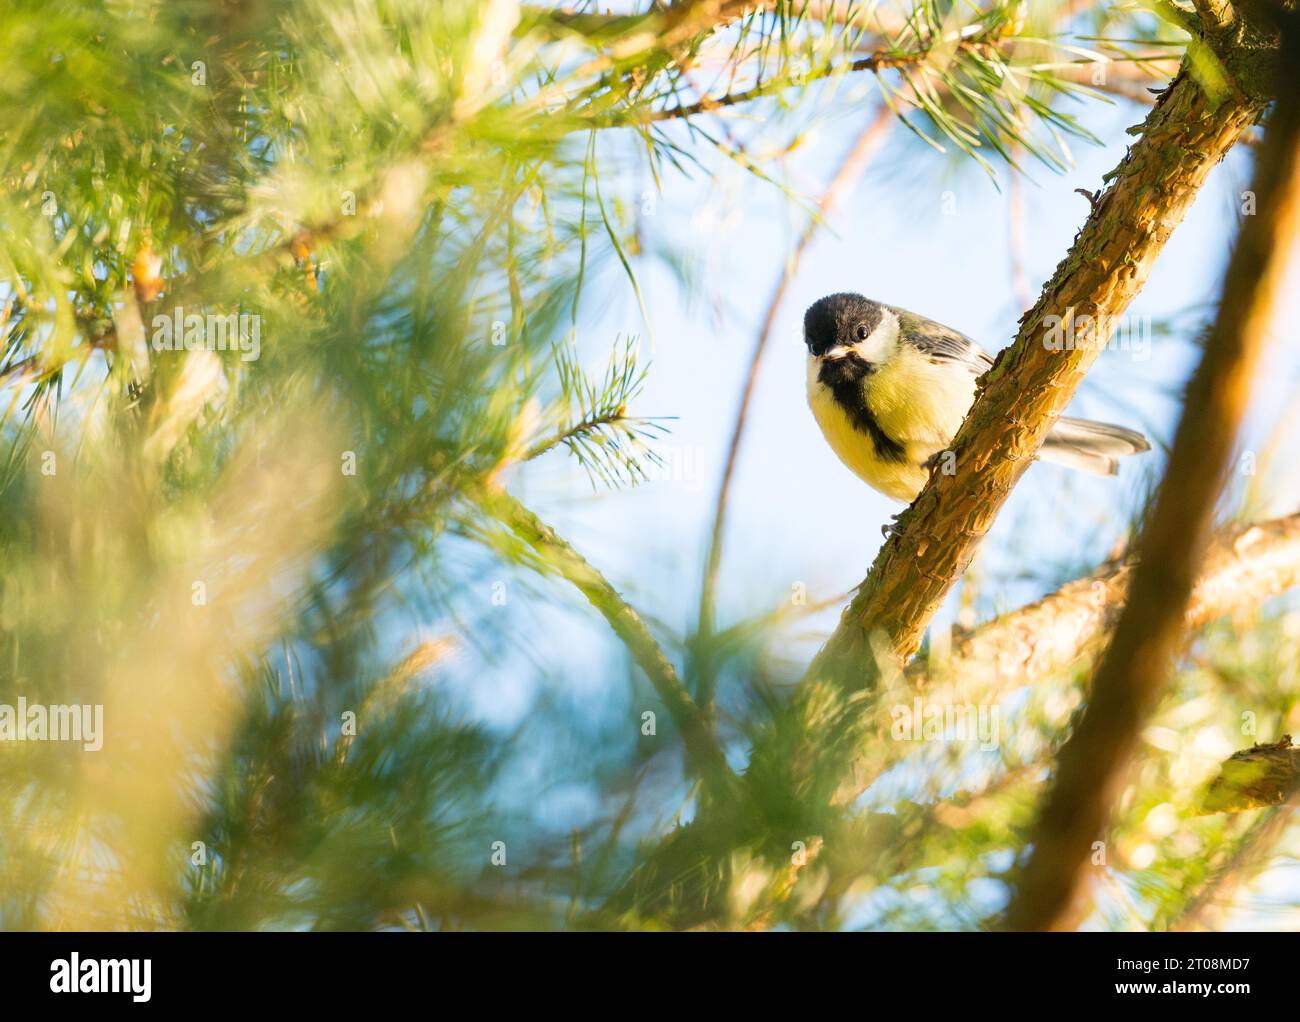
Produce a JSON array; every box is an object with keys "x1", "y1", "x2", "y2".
[{"x1": 828, "y1": 380, "x2": 907, "y2": 463}]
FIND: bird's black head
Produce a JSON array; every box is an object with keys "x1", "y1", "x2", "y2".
[{"x1": 803, "y1": 293, "x2": 884, "y2": 357}]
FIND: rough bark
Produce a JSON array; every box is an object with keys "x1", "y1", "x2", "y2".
[
  {"x1": 1199, "y1": 737, "x2": 1300, "y2": 813},
  {"x1": 1003, "y1": 14, "x2": 1300, "y2": 929},
  {"x1": 917, "y1": 514, "x2": 1300, "y2": 705}
]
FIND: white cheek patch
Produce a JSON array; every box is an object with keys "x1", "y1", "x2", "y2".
[{"x1": 856, "y1": 309, "x2": 900, "y2": 364}]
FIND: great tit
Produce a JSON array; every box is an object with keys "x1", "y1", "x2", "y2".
[{"x1": 804, "y1": 292, "x2": 1150, "y2": 502}]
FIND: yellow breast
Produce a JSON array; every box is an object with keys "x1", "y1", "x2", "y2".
[
  {"x1": 865, "y1": 343, "x2": 976, "y2": 452},
  {"x1": 805, "y1": 349, "x2": 977, "y2": 503}
]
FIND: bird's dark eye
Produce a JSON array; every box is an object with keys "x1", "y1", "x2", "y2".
[{"x1": 855, "y1": 325, "x2": 869, "y2": 341}]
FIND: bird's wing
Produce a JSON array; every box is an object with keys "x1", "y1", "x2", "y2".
[{"x1": 892, "y1": 306, "x2": 994, "y2": 375}]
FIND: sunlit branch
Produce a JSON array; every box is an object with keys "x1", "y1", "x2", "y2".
[
  {"x1": 1003, "y1": 24, "x2": 1300, "y2": 929},
  {"x1": 1198, "y1": 737, "x2": 1300, "y2": 814},
  {"x1": 595, "y1": 27, "x2": 1023, "y2": 127},
  {"x1": 831, "y1": 512, "x2": 1300, "y2": 805}
]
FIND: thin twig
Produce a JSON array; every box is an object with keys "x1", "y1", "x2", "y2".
[
  {"x1": 482, "y1": 486, "x2": 737, "y2": 789},
  {"x1": 606, "y1": 28, "x2": 1025, "y2": 128},
  {"x1": 523, "y1": 409, "x2": 640, "y2": 463}
]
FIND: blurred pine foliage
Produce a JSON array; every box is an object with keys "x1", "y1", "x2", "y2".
[{"x1": 0, "y1": 0, "x2": 1294, "y2": 931}]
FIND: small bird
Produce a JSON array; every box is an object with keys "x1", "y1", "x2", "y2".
[{"x1": 804, "y1": 293, "x2": 1149, "y2": 503}]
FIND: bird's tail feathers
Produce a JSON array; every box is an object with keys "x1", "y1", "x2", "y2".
[{"x1": 1040, "y1": 416, "x2": 1150, "y2": 478}]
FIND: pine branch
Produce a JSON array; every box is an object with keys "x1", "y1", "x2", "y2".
[
  {"x1": 481, "y1": 486, "x2": 736, "y2": 788},
  {"x1": 1198, "y1": 737, "x2": 1300, "y2": 814},
  {"x1": 1003, "y1": 13, "x2": 1300, "y2": 930},
  {"x1": 527, "y1": 336, "x2": 667, "y2": 489},
  {"x1": 523, "y1": 408, "x2": 643, "y2": 463},
  {"x1": 831, "y1": 512, "x2": 1300, "y2": 805},
  {"x1": 565, "y1": 2, "x2": 1115, "y2": 174},
  {"x1": 919, "y1": 514, "x2": 1300, "y2": 710},
  {"x1": 628, "y1": 43, "x2": 959, "y2": 124},
  {"x1": 589, "y1": 15, "x2": 1029, "y2": 128},
  {"x1": 770, "y1": 514, "x2": 1300, "y2": 920},
  {"x1": 526, "y1": 0, "x2": 779, "y2": 54}
]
